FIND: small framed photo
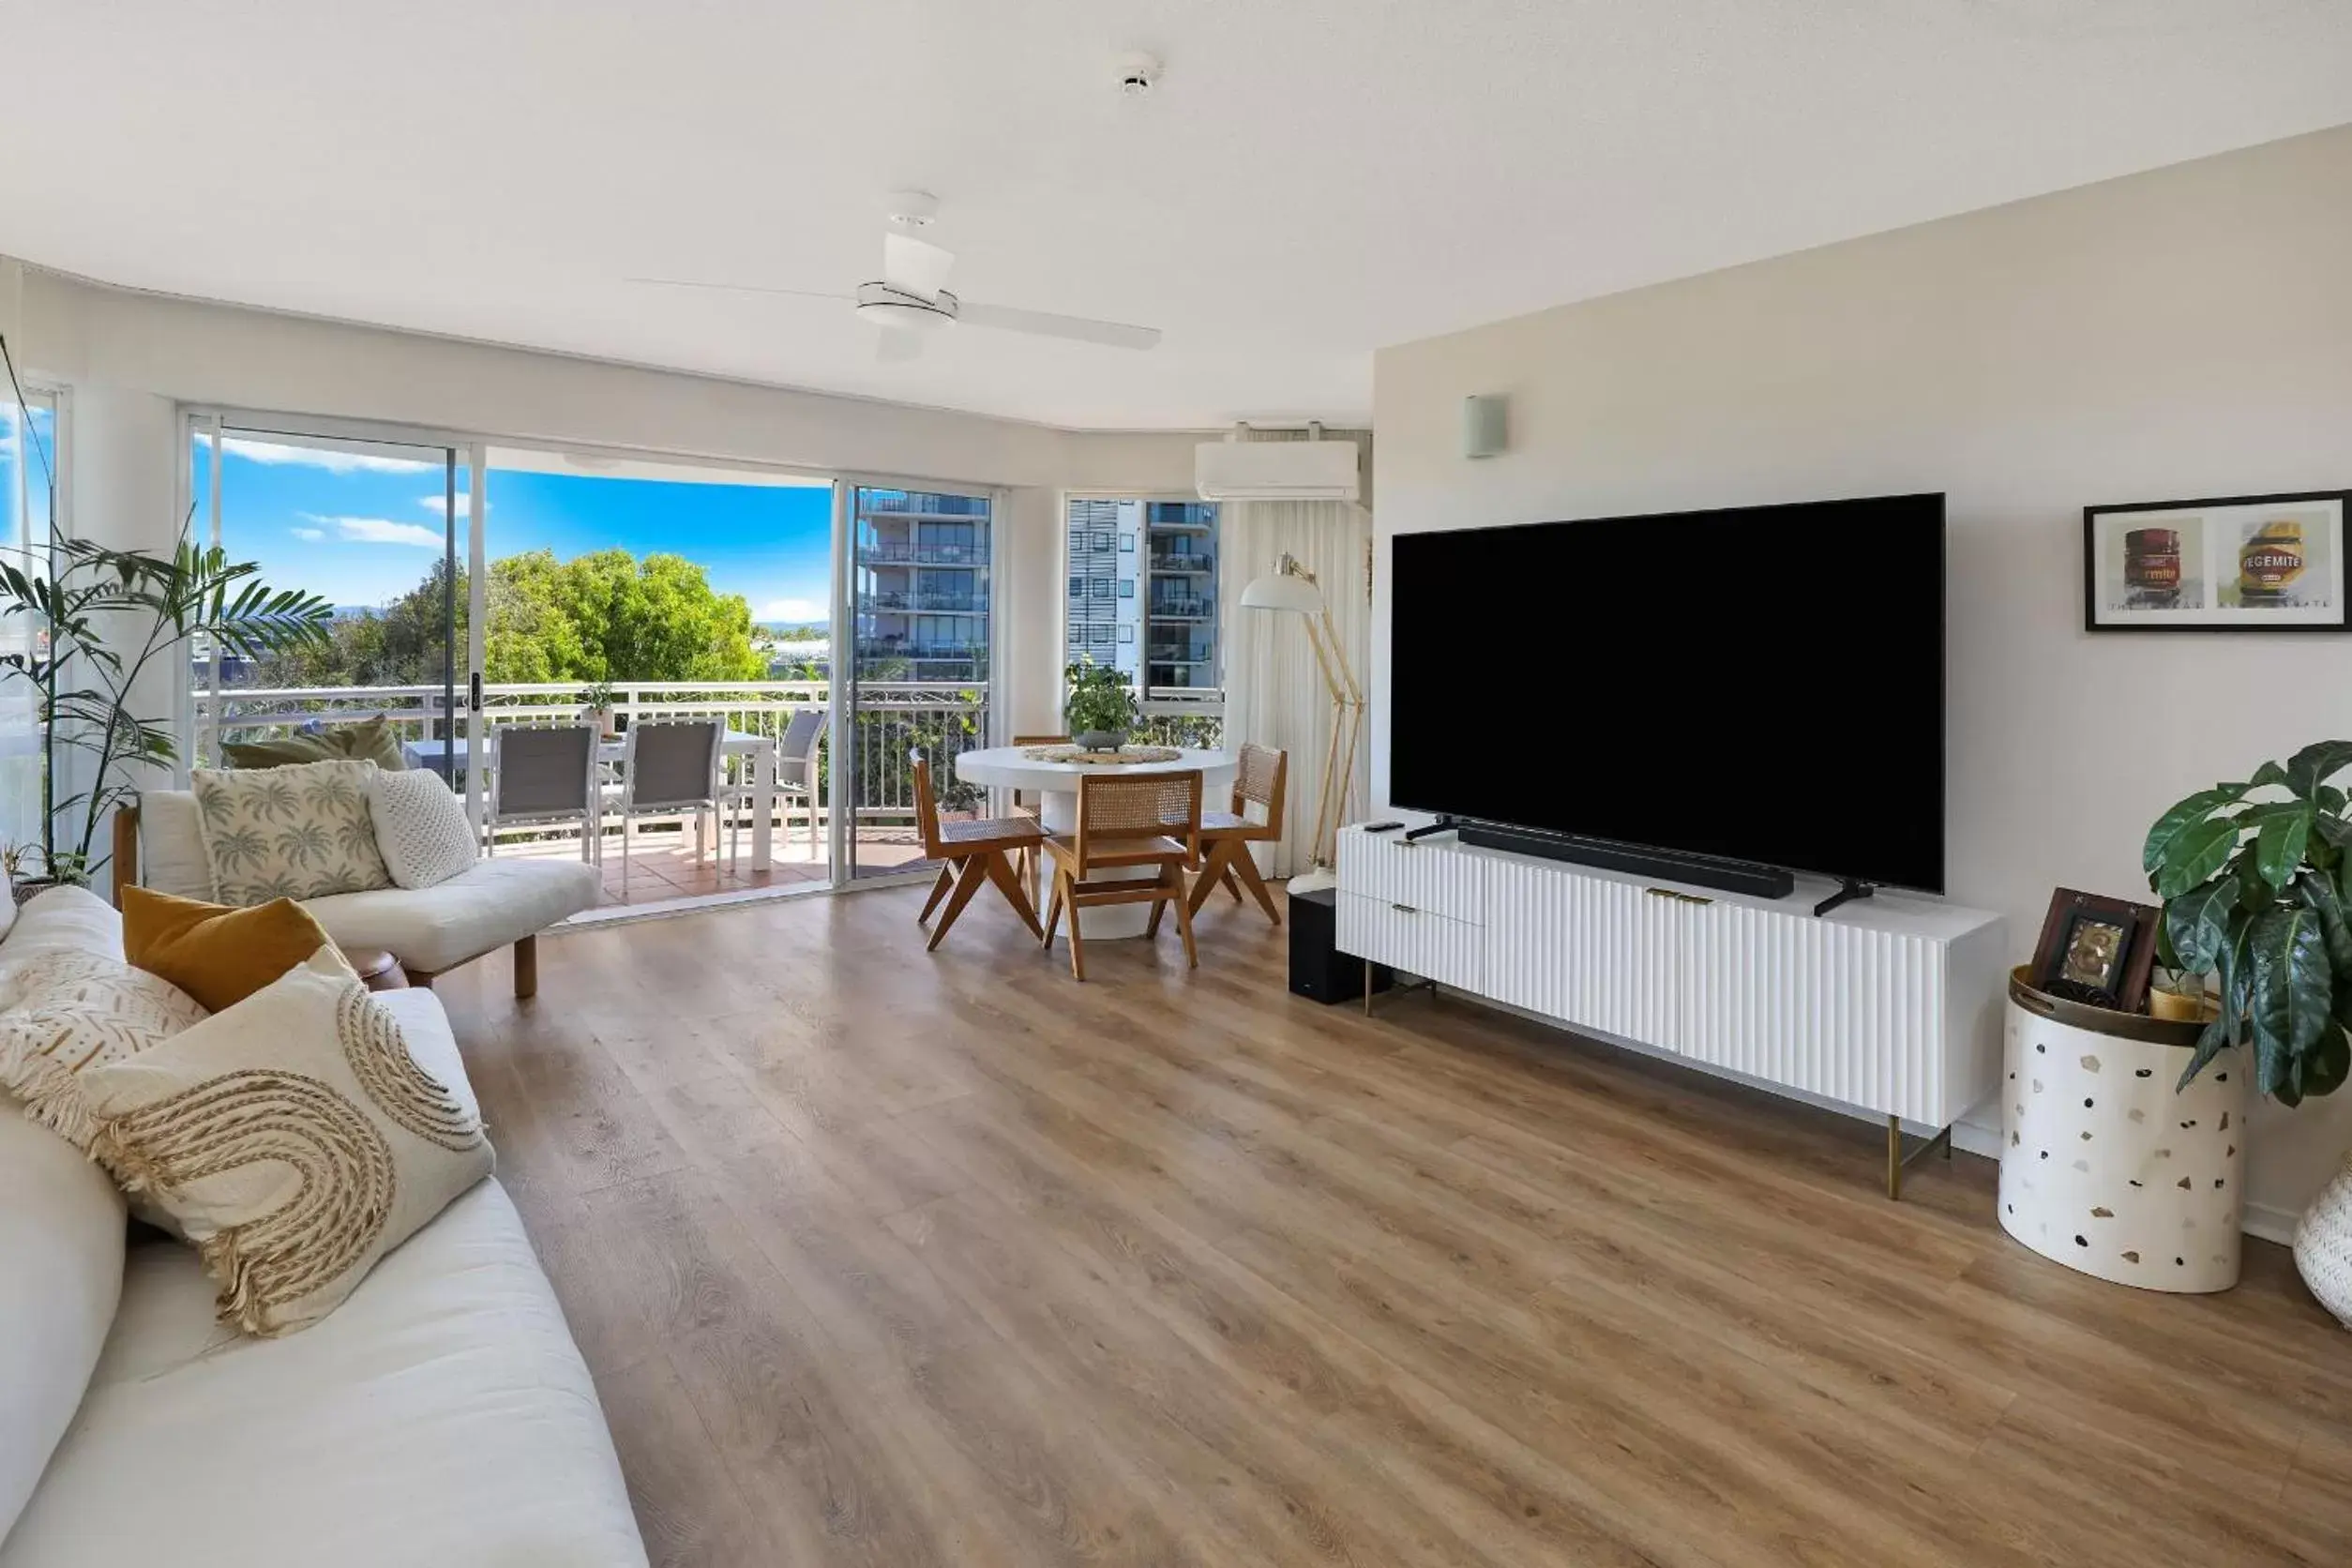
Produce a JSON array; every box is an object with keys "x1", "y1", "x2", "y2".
[
  {"x1": 2086, "y1": 490, "x2": 2350, "y2": 631},
  {"x1": 2028, "y1": 888, "x2": 2162, "y2": 1013}
]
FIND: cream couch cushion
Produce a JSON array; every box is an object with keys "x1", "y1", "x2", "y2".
[
  {"x1": 0, "y1": 887, "x2": 126, "y2": 995},
  {"x1": 0, "y1": 1110, "x2": 126, "y2": 1549},
  {"x1": 136, "y1": 792, "x2": 216, "y2": 901},
  {"x1": 83, "y1": 950, "x2": 493, "y2": 1337},
  {"x1": 302, "y1": 857, "x2": 598, "y2": 972},
  {"x1": 0, "y1": 1176, "x2": 646, "y2": 1568},
  {"x1": 367, "y1": 767, "x2": 477, "y2": 889}
]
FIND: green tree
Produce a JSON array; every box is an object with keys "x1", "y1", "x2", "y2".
[{"x1": 249, "y1": 549, "x2": 765, "y2": 687}]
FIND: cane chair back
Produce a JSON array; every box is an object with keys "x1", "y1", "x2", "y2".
[
  {"x1": 1230, "y1": 743, "x2": 1288, "y2": 835},
  {"x1": 1073, "y1": 770, "x2": 1201, "y2": 872}
]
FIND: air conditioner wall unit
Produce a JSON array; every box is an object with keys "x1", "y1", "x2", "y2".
[{"x1": 1195, "y1": 438, "x2": 1361, "y2": 502}]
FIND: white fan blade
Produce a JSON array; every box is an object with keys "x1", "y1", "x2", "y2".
[
  {"x1": 876, "y1": 330, "x2": 923, "y2": 363},
  {"x1": 625, "y1": 276, "x2": 851, "y2": 301},
  {"x1": 955, "y1": 300, "x2": 1161, "y2": 351},
  {"x1": 882, "y1": 233, "x2": 956, "y2": 301}
]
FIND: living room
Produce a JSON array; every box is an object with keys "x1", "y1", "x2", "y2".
[{"x1": 6, "y1": 6, "x2": 2352, "y2": 1566}]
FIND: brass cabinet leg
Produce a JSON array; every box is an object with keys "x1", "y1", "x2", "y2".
[{"x1": 1885, "y1": 1116, "x2": 1954, "y2": 1200}]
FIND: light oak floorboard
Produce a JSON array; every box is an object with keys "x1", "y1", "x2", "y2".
[{"x1": 429, "y1": 884, "x2": 2352, "y2": 1568}]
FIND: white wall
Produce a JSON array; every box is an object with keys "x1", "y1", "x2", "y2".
[
  {"x1": 1372, "y1": 123, "x2": 2352, "y2": 1232},
  {"x1": 9, "y1": 269, "x2": 1204, "y2": 750}
]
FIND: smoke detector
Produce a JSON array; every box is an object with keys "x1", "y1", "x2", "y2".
[
  {"x1": 1114, "y1": 52, "x2": 1160, "y2": 97},
  {"x1": 883, "y1": 189, "x2": 938, "y2": 229}
]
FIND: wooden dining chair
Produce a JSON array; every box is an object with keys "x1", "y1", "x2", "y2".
[
  {"x1": 1041, "y1": 770, "x2": 1202, "y2": 981},
  {"x1": 1008, "y1": 732, "x2": 1070, "y2": 897},
  {"x1": 1188, "y1": 743, "x2": 1289, "y2": 926},
  {"x1": 911, "y1": 749, "x2": 1046, "y2": 951}
]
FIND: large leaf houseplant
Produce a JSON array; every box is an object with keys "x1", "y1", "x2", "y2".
[
  {"x1": 2147, "y1": 741, "x2": 2352, "y2": 1323},
  {"x1": 0, "y1": 536, "x2": 333, "y2": 883},
  {"x1": 2146, "y1": 740, "x2": 2352, "y2": 1104}
]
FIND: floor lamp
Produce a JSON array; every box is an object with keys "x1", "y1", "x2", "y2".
[{"x1": 1239, "y1": 552, "x2": 1364, "y2": 894}]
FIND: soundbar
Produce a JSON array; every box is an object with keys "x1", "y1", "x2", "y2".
[{"x1": 1455, "y1": 823, "x2": 1797, "y2": 899}]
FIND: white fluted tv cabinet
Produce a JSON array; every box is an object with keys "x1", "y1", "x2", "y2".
[{"x1": 1333, "y1": 825, "x2": 2008, "y2": 1195}]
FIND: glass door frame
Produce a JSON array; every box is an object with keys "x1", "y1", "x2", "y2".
[
  {"x1": 831, "y1": 473, "x2": 1006, "y2": 888},
  {"x1": 175, "y1": 407, "x2": 487, "y2": 825}
]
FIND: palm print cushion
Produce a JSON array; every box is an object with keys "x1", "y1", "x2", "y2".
[{"x1": 192, "y1": 759, "x2": 393, "y2": 905}]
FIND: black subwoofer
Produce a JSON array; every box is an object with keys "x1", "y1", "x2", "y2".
[{"x1": 1288, "y1": 887, "x2": 1391, "y2": 1005}]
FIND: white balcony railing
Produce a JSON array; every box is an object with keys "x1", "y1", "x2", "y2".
[
  {"x1": 193, "y1": 679, "x2": 1226, "y2": 820},
  {"x1": 193, "y1": 680, "x2": 1000, "y2": 822}
]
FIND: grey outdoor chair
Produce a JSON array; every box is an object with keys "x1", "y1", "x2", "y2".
[
  {"x1": 488, "y1": 724, "x2": 601, "y2": 862},
  {"x1": 723, "y1": 705, "x2": 825, "y2": 867},
  {"x1": 611, "y1": 718, "x2": 724, "y2": 895}
]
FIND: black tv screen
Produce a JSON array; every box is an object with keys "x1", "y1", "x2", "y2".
[{"x1": 1389, "y1": 494, "x2": 1945, "y2": 893}]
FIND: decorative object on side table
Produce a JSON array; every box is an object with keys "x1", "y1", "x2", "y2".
[
  {"x1": 1238, "y1": 551, "x2": 1364, "y2": 894},
  {"x1": 2086, "y1": 490, "x2": 2349, "y2": 631},
  {"x1": 1063, "y1": 656, "x2": 1139, "y2": 752},
  {"x1": 2144, "y1": 740, "x2": 2352, "y2": 1324},
  {"x1": 2027, "y1": 888, "x2": 2161, "y2": 1012}
]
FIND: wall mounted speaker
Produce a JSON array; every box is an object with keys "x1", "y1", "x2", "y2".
[{"x1": 1462, "y1": 395, "x2": 1507, "y2": 460}]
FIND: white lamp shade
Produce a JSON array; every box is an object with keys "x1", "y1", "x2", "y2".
[{"x1": 1240, "y1": 573, "x2": 1324, "y2": 614}]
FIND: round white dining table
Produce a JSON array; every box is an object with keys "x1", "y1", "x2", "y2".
[{"x1": 955, "y1": 745, "x2": 1236, "y2": 939}]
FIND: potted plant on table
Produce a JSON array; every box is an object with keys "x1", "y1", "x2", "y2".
[
  {"x1": 580, "y1": 679, "x2": 620, "y2": 738},
  {"x1": 2145, "y1": 739, "x2": 2352, "y2": 1323},
  {"x1": 1063, "y1": 657, "x2": 1139, "y2": 753}
]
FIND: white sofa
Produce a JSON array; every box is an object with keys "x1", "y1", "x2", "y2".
[
  {"x1": 121, "y1": 791, "x2": 599, "y2": 996},
  {"x1": 0, "y1": 889, "x2": 647, "y2": 1567}
]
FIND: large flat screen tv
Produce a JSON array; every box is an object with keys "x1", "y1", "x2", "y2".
[{"x1": 1389, "y1": 493, "x2": 1944, "y2": 894}]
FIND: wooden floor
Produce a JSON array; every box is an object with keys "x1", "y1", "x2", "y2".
[{"x1": 429, "y1": 884, "x2": 2352, "y2": 1568}]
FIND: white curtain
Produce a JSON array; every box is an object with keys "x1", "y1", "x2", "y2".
[{"x1": 1218, "y1": 428, "x2": 1372, "y2": 878}]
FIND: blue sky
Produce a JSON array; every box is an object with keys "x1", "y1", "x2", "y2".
[{"x1": 193, "y1": 435, "x2": 835, "y2": 625}]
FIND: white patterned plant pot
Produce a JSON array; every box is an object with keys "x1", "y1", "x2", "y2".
[{"x1": 1998, "y1": 969, "x2": 2249, "y2": 1293}]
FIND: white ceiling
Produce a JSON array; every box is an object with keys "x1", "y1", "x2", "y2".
[{"x1": 7, "y1": 2, "x2": 2350, "y2": 430}]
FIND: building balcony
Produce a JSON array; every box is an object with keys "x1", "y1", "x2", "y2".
[
  {"x1": 860, "y1": 542, "x2": 988, "y2": 565},
  {"x1": 1150, "y1": 554, "x2": 1214, "y2": 574}
]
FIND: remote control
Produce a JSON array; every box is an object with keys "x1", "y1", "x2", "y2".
[{"x1": 1363, "y1": 821, "x2": 1405, "y2": 833}]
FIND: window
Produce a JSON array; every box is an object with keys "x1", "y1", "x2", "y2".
[
  {"x1": 1068, "y1": 574, "x2": 1084, "y2": 597},
  {"x1": 1117, "y1": 625, "x2": 1135, "y2": 643},
  {"x1": 2, "y1": 386, "x2": 58, "y2": 859},
  {"x1": 1118, "y1": 579, "x2": 1135, "y2": 598},
  {"x1": 1093, "y1": 531, "x2": 1113, "y2": 551},
  {"x1": 1091, "y1": 576, "x2": 1114, "y2": 600},
  {"x1": 1120, "y1": 533, "x2": 1136, "y2": 553}
]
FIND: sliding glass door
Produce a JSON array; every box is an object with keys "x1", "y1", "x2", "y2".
[
  {"x1": 188, "y1": 419, "x2": 482, "y2": 817},
  {"x1": 842, "y1": 482, "x2": 994, "y2": 881}
]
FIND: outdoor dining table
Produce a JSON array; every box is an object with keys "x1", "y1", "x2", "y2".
[{"x1": 400, "y1": 731, "x2": 780, "y2": 870}]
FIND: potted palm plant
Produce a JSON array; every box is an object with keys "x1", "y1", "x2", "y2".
[
  {"x1": 2145, "y1": 739, "x2": 2352, "y2": 1323},
  {"x1": 0, "y1": 536, "x2": 333, "y2": 884},
  {"x1": 1063, "y1": 657, "x2": 1139, "y2": 752}
]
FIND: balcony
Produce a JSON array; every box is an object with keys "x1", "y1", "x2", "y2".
[
  {"x1": 860, "y1": 591, "x2": 987, "y2": 613},
  {"x1": 861, "y1": 542, "x2": 988, "y2": 566},
  {"x1": 191, "y1": 679, "x2": 986, "y2": 911},
  {"x1": 1149, "y1": 598, "x2": 1213, "y2": 620}
]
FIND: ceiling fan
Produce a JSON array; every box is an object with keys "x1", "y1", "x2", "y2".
[{"x1": 627, "y1": 192, "x2": 1161, "y2": 361}]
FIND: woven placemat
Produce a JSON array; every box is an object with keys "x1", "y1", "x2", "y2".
[{"x1": 1020, "y1": 745, "x2": 1184, "y2": 765}]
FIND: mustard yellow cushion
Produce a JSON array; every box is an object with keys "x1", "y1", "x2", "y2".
[{"x1": 121, "y1": 886, "x2": 335, "y2": 1015}]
